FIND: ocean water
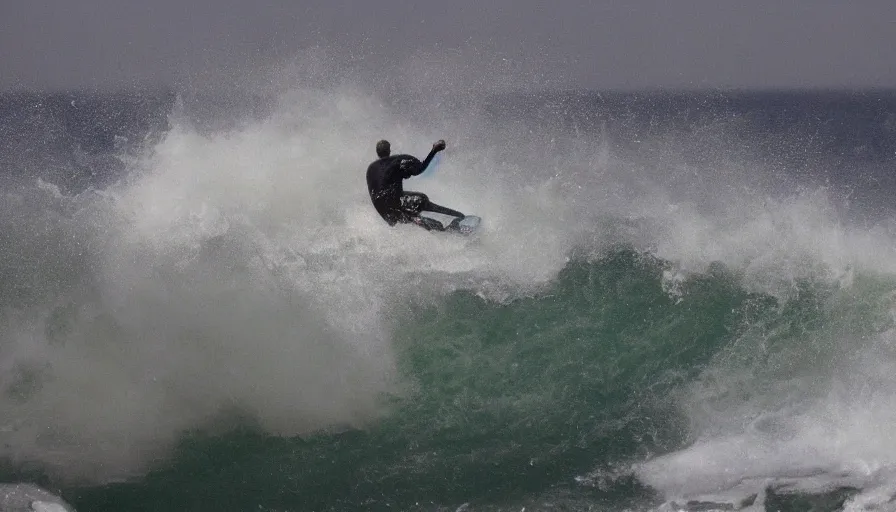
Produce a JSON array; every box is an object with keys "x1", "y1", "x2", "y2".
[{"x1": 2, "y1": 83, "x2": 896, "y2": 512}]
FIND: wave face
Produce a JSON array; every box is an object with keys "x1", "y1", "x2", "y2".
[{"x1": 3, "y1": 80, "x2": 896, "y2": 511}]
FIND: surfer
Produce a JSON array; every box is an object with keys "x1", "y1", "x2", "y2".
[{"x1": 366, "y1": 139, "x2": 467, "y2": 231}]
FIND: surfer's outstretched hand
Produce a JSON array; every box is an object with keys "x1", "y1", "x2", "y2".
[{"x1": 433, "y1": 140, "x2": 446, "y2": 152}]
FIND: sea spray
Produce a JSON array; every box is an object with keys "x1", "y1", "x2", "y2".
[{"x1": 2, "y1": 83, "x2": 896, "y2": 511}]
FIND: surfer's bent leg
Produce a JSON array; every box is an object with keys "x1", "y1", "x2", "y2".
[
  {"x1": 399, "y1": 192, "x2": 428, "y2": 214},
  {"x1": 412, "y1": 215, "x2": 446, "y2": 231},
  {"x1": 401, "y1": 192, "x2": 465, "y2": 219},
  {"x1": 391, "y1": 207, "x2": 445, "y2": 231},
  {"x1": 397, "y1": 192, "x2": 461, "y2": 231},
  {"x1": 424, "y1": 201, "x2": 465, "y2": 219}
]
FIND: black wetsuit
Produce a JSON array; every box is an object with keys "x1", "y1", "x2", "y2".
[{"x1": 366, "y1": 148, "x2": 464, "y2": 231}]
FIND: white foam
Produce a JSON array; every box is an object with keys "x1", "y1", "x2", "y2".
[
  {"x1": 0, "y1": 81, "x2": 581, "y2": 482},
  {"x1": 5, "y1": 60, "x2": 896, "y2": 489},
  {"x1": 0, "y1": 484, "x2": 73, "y2": 512},
  {"x1": 637, "y1": 321, "x2": 896, "y2": 510}
]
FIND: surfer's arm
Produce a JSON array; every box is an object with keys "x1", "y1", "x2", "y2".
[
  {"x1": 416, "y1": 148, "x2": 439, "y2": 174},
  {"x1": 404, "y1": 140, "x2": 446, "y2": 178}
]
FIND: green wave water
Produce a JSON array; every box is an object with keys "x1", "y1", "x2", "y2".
[
  {"x1": 6, "y1": 89, "x2": 896, "y2": 512},
  {"x1": 56, "y1": 248, "x2": 883, "y2": 512}
]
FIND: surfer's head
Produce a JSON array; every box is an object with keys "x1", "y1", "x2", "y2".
[{"x1": 376, "y1": 140, "x2": 391, "y2": 158}]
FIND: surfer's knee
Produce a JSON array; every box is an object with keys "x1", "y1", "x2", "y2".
[
  {"x1": 404, "y1": 191, "x2": 429, "y2": 202},
  {"x1": 400, "y1": 193, "x2": 428, "y2": 213}
]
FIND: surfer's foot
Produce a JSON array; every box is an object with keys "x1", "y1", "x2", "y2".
[{"x1": 447, "y1": 217, "x2": 464, "y2": 231}]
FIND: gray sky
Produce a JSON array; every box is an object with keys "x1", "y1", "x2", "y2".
[{"x1": 2, "y1": 0, "x2": 895, "y2": 92}]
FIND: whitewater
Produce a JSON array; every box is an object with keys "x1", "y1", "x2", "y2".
[{"x1": 2, "y1": 75, "x2": 896, "y2": 511}]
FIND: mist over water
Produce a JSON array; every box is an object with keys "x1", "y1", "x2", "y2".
[
  {"x1": 0, "y1": 71, "x2": 593, "y2": 482},
  {"x1": 3, "y1": 56, "x2": 896, "y2": 510}
]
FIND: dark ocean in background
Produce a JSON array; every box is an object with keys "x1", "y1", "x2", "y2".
[{"x1": 2, "y1": 87, "x2": 896, "y2": 512}]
